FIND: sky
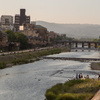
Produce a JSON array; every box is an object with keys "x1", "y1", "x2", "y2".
[{"x1": 0, "y1": 0, "x2": 100, "y2": 24}]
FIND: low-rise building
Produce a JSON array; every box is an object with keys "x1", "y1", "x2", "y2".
[
  {"x1": 34, "y1": 25, "x2": 48, "y2": 42},
  {"x1": 19, "y1": 24, "x2": 49, "y2": 47},
  {"x1": 49, "y1": 31, "x2": 58, "y2": 39},
  {"x1": 20, "y1": 24, "x2": 36, "y2": 36},
  {"x1": 0, "y1": 30, "x2": 8, "y2": 49}
]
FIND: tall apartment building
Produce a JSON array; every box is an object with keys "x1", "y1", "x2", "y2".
[{"x1": 14, "y1": 9, "x2": 30, "y2": 31}]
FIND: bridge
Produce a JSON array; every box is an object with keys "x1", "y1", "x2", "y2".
[
  {"x1": 43, "y1": 57, "x2": 100, "y2": 62},
  {"x1": 55, "y1": 40, "x2": 100, "y2": 49},
  {"x1": 71, "y1": 47, "x2": 98, "y2": 50}
]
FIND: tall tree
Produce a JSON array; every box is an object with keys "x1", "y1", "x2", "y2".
[
  {"x1": 5, "y1": 30, "x2": 28, "y2": 49},
  {"x1": 15, "y1": 32, "x2": 28, "y2": 49}
]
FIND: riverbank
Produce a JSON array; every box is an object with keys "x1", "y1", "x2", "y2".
[
  {"x1": 91, "y1": 62, "x2": 100, "y2": 70},
  {"x1": 0, "y1": 47, "x2": 69, "y2": 69},
  {"x1": 45, "y1": 79, "x2": 100, "y2": 100}
]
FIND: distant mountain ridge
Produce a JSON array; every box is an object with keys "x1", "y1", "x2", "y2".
[{"x1": 36, "y1": 21, "x2": 100, "y2": 39}]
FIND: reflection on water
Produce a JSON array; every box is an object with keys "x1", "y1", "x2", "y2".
[
  {"x1": 48, "y1": 50, "x2": 100, "y2": 58},
  {"x1": 0, "y1": 50, "x2": 100, "y2": 100}
]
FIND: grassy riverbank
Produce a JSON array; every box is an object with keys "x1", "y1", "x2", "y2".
[
  {"x1": 0, "y1": 47, "x2": 69, "y2": 69},
  {"x1": 45, "y1": 79, "x2": 100, "y2": 100}
]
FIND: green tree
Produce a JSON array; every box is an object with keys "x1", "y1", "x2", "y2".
[
  {"x1": 5, "y1": 30, "x2": 14, "y2": 34},
  {"x1": 5, "y1": 30, "x2": 28, "y2": 50},
  {"x1": 15, "y1": 32, "x2": 28, "y2": 49},
  {"x1": 5, "y1": 30, "x2": 16, "y2": 42}
]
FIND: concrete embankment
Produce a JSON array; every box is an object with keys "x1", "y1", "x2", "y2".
[
  {"x1": 91, "y1": 63, "x2": 100, "y2": 100},
  {"x1": 91, "y1": 90, "x2": 100, "y2": 100}
]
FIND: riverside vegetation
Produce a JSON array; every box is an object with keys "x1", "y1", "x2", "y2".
[
  {"x1": 45, "y1": 79, "x2": 100, "y2": 100},
  {"x1": 0, "y1": 47, "x2": 68, "y2": 69}
]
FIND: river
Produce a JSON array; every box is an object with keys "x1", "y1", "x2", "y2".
[{"x1": 0, "y1": 50, "x2": 100, "y2": 100}]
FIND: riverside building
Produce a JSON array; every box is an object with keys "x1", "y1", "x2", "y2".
[{"x1": 14, "y1": 9, "x2": 30, "y2": 31}]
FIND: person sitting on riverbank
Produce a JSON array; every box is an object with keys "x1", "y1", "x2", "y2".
[
  {"x1": 79, "y1": 73, "x2": 83, "y2": 79},
  {"x1": 76, "y1": 73, "x2": 79, "y2": 79},
  {"x1": 98, "y1": 73, "x2": 100, "y2": 80},
  {"x1": 86, "y1": 75, "x2": 89, "y2": 79}
]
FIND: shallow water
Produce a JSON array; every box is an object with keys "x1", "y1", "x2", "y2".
[{"x1": 0, "y1": 50, "x2": 100, "y2": 100}]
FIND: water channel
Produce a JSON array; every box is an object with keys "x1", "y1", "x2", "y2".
[{"x1": 0, "y1": 50, "x2": 100, "y2": 100}]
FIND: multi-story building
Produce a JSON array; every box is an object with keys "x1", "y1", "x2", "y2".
[
  {"x1": 14, "y1": 14, "x2": 20, "y2": 31},
  {"x1": 14, "y1": 9, "x2": 30, "y2": 31},
  {"x1": 1, "y1": 15, "x2": 13, "y2": 25},
  {"x1": 19, "y1": 23, "x2": 49, "y2": 47},
  {"x1": 1, "y1": 15, "x2": 13, "y2": 31}
]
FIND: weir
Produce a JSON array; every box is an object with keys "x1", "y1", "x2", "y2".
[{"x1": 43, "y1": 57, "x2": 100, "y2": 62}]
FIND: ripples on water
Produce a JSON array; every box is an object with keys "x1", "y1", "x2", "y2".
[{"x1": 0, "y1": 50, "x2": 100, "y2": 100}]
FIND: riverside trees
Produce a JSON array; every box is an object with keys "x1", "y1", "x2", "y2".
[{"x1": 5, "y1": 30, "x2": 28, "y2": 50}]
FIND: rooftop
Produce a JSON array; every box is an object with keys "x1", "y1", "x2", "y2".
[{"x1": 34, "y1": 25, "x2": 47, "y2": 29}]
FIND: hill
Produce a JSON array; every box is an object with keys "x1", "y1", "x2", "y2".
[{"x1": 36, "y1": 21, "x2": 100, "y2": 39}]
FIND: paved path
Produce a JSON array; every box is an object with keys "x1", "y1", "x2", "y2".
[
  {"x1": 91, "y1": 90, "x2": 100, "y2": 100},
  {"x1": 0, "y1": 47, "x2": 53, "y2": 56}
]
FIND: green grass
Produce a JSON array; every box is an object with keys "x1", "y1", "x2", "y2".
[
  {"x1": 98, "y1": 63, "x2": 100, "y2": 66},
  {"x1": 12, "y1": 59, "x2": 29, "y2": 65},
  {"x1": 0, "y1": 47, "x2": 68, "y2": 69},
  {"x1": 55, "y1": 93, "x2": 92, "y2": 100},
  {"x1": 45, "y1": 79, "x2": 100, "y2": 100}
]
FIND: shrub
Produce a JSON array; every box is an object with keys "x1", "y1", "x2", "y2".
[
  {"x1": 45, "y1": 79, "x2": 95, "y2": 100},
  {"x1": 45, "y1": 92, "x2": 57, "y2": 100},
  {"x1": 0, "y1": 62, "x2": 7, "y2": 69},
  {"x1": 55, "y1": 93, "x2": 93, "y2": 100},
  {"x1": 12, "y1": 59, "x2": 29, "y2": 65},
  {"x1": 47, "y1": 83, "x2": 63, "y2": 95},
  {"x1": 64, "y1": 79, "x2": 85, "y2": 87}
]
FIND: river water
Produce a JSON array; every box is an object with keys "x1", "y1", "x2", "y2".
[{"x1": 0, "y1": 50, "x2": 100, "y2": 100}]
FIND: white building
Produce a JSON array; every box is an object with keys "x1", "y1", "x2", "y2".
[
  {"x1": 1, "y1": 15, "x2": 13, "y2": 30},
  {"x1": 1, "y1": 15, "x2": 13, "y2": 25}
]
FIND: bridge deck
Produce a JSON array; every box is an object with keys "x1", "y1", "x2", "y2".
[{"x1": 71, "y1": 48, "x2": 98, "y2": 50}]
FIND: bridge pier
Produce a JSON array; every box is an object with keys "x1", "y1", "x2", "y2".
[
  {"x1": 75, "y1": 43, "x2": 78, "y2": 48},
  {"x1": 95, "y1": 43, "x2": 97, "y2": 48},
  {"x1": 88, "y1": 43, "x2": 91, "y2": 48},
  {"x1": 82, "y1": 43, "x2": 84, "y2": 48},
  {"x1": 69, "y1": 42, "x2": 71, "y2": 48},
  {"x1": 57, "y1": 40, "x2": 99, "y2": 50}
]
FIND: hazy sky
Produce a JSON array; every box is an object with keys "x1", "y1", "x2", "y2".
[{"x1": 0, "y1": 0, "x2": 100, "y2": 24}]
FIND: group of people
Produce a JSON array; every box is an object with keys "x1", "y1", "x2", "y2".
[
  {"x1": 76, "y1": 73, "x2": 100, "y2": 80},
  {"x1": 76, "y1": 73, "x2": 89, "y2": 80}
]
